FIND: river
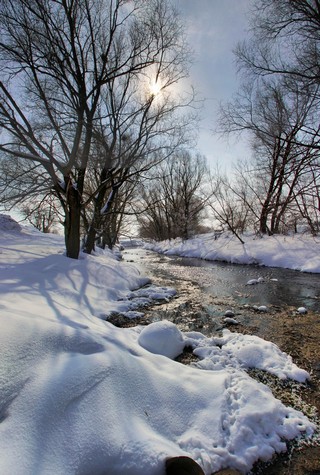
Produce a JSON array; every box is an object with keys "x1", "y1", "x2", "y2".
[
  {"x1": 124, "y1": 246, "x2": 320, "y2": 312},
  {"x1": 121, "y1": 246, "x2": 320, "y2": 341}
]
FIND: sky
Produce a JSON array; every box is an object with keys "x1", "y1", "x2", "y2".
[{"x1": 173, "y1": 0, "x2": 253, "y2": 170}]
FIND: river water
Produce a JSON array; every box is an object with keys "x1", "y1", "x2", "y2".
[{"x1": 124, "y1": 247, "x2": 320, "y2": 313}]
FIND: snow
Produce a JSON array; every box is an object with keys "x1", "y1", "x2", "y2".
[
  {"x1": 0, "y1": 215, "x2": 316, "y2": 475},
  {"x1": 115, "y1": 284, "x2": 176, "y2": 317},
  {"x1": 144, "y1": 231, "x2": 320, "y2": 273},
  {"x1": 187, "y1": 329, "x2": 310, "y2": 383},
  {"x1": 297, "y1": 307, "x2": 308, "y2": 314},
  {"x1": 138, "y1": 320, "x2": 185, "y2": 358}
]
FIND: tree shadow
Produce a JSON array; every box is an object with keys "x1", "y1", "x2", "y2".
[{"x1": 0, "y1": 252, "x2": 95, "y2": 330}]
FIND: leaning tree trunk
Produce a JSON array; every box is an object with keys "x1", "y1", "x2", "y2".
[{"x1": 64, "y1": 179, "x2": 81, "y2": 259}]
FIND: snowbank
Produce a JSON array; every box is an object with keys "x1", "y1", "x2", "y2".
[
  {"x1": 0, "y1": 216, "x2": 316, "y2": 475},
  {"x1": 144, "y1": 232, "x2": 320, "y2": 273}
]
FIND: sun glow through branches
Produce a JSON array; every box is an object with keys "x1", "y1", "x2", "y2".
[{"x1": 149, "y1": 79, "x2": 162, "y2": 97}]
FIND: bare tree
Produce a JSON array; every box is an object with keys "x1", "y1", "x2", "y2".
[
  {"x1": 236, "y1": 1, "x2": 320, "y2": 80},
  {"x1": 0, "y1": 0, "x2": 193, "y2": 258},
  {"x1": 137, "y1": 151, "x2": 209, "y2": 241},
  {"x1": 213, "y1": 0, "x2": 320, "y2": 237},
  {"x1": 235, "y1": 0, "x2": 320, "y2": 149},
  {"x1": 219, "y1": 79, "x2": 320, "y2": 234},
  {"x1": 99, "y1": 181, "x2": 136, "y2": 250},
  {"x1": 83, "y1": 165, "x2": 138, "y2": 250},
  {"x1": 207, "y1": 163, "x2": 257, "y2": 243},
  {"x1": 292, "y1": 159, "x2": 320, "y2": 234},
  {"x1": 20, "y1": 193, "x2": 63, "y2": 234}
]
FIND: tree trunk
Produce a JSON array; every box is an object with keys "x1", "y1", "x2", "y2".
[
  {"x1": 83, "y1": 224, "x2": 97, "y2": 254},
  {"x1": 65, "y1": 181, "x2": 81, "y2": 259},
  {"x1": 83, "y1": 168, "x2": 109, "y2": 254},
  {"x1": 259, "y1": 205, "x2": 271, "y2": 235}
]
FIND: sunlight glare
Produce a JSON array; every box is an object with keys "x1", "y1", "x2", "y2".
[{"x1": 149, "y1": 79, "x2": 162, "y2": 96}]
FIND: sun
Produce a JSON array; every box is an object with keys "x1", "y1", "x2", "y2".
[{"x1": 149, "y1": 79, "x2": 162, "y2": 96}]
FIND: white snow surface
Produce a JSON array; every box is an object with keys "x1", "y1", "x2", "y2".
[
  {"x1": 144, "y1": 231, "x2": 320, "y2": 273},
  {"x1": 0, "y1": 216, "x2": 315, "y2": 475},
  {"x1": 138, "y1": 320, "x2": 185, "y2": 358}
]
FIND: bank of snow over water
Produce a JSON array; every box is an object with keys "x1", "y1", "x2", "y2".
[
  {"x1": 144, "y1": 232, "x2": 320, "y2": 273},
  {"x1": 0, "y1": 216, "x2": 315, "y2": 474}
]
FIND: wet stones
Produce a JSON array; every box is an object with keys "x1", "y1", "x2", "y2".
[{"x1": 224, "y1": 310, "x2": 235, "y2": 317}]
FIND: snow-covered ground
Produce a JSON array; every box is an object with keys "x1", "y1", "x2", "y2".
[
  {"x1": 0, "y1": 215, "x2": 317, "y2": 475},
  {"x1": 144, "y1": 232, "x2": 320, "y2": 273}
]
